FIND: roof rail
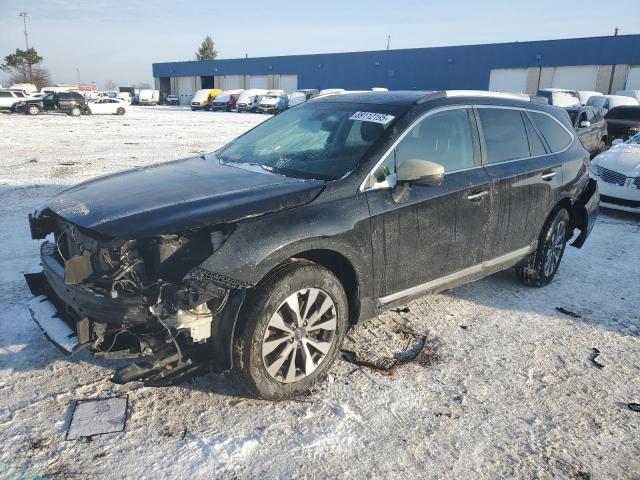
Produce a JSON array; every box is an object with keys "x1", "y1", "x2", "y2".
[{"x1": 418, "y1": 90, "x2": 530, "y2": 104}]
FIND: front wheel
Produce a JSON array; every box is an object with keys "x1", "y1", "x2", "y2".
[
  {"x1": 232, "y1": 260, "x2": 348, "y2": 400},
  {"x1": 69, "y1": 106, "x2": 81, "y2": 116},
  {"x1": 27, "y1": 105, "x2": 40, "y2": 115},
  {"x1": 516, "y1": 207, "x2": 570, "y2": 287}
]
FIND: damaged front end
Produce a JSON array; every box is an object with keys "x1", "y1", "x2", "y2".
[{"x1": 25, "y1": 208, "x2": 244, "y2": 385}]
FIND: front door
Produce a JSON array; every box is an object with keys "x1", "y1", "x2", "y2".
[{"x1": 365, "y1": 107, "x2": 491, "y2": 303}]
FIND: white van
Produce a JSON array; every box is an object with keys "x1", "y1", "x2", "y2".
[
  {"x1": 616, "y1": 90, "x2": 640, "y2": 102},
  {"x1": 138, "y1": 89, "x2": 160, "y2": 106},
  {"x1": 236, "y1": 89, "x2": 268, "y2": 112},
  {"x1": 117, "y1": 92, "x2": 132, "y2": 104},
  {"x1": 537, "y1": 88, "x2": 581, "y2": 107}
]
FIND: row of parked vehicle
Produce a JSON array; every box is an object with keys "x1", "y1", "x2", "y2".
[
  {"x1": 533, "y1": 88, "x2": 640, "y2": 214},
  {"x1": 178, "y1": 87, "x2": 386, "y2": 114},
  {"x1": 530, "y1": 88, "x2": 640, "y2": 155},
  {"x1": 0, "y1": 89, "x2": 131, "y2": 116}
]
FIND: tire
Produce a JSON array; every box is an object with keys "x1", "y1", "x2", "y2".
[
  {"x1": 27, "y1": 105, "x2": 40, "y2": 115},
  {"x1": 70, "y1": 107, "x2": 81, "y2": 117},
  {"x1": 516, "y1": 207, "x2": 570, "y2": 287},
  {"x1": 116, "y1": 107, "x2": 125, "y2": 115},
  {"x1": 597, "y1": 139, "x2": 606, "y2": 153},
  {"x1": 232, "y1": 260, "x2": 348, "y2": 400}
]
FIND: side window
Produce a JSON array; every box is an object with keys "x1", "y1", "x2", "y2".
[
  {"x1": 396, "y1": 108, "x2": 475, "y2": 172},
  {"x1": 530, "y1": 112, "x2": 573, "y2": 153},
  {"x1": 0, "y1": 92, "x2": 11, "y2": 97},
  {"x1": 586, "y1": 110, "x2": 596, "y2": 123},
  {"x1": 522, "y1": 113, "x2": 547, "y2": 157},
  {"x1": 477, "y1": 108, "x2": 530, "y2": 163}
]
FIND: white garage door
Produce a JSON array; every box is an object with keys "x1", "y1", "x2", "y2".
[
  {"x1": 222, "y1": 75, "x2": 242, "y2": 90},
  {"x1": 626, "y1": 66, "x2": 640, "y2": 89},
  {"x1": 177, "y1": 76, "x2": 194, "y2": 105},
  {"x1": 279, "y1": 74, "x2": 298, "y2": 92},
  {"x1": 551, "y1": 66, "x2": 598, "y2": 91},
  {"x1": 489, "y1": 68, "x2": 528, "y2": 93},
  {"x1": 249, "y1": 75, "x2": 268, "y2": 89}
]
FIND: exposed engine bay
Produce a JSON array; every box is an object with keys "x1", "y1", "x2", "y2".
[{"x1": 26, "y1": 208, "x2": 239, "y2": 384}]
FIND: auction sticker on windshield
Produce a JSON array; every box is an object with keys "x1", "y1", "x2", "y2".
[{"x1": 349, "y1": 112, "x2": 395, "y2": 125}]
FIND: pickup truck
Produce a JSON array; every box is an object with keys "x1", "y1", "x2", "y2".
[
  {"x1": 16, "y1": 92, "x2": 89, "y2": 116},
  {"x1": 565, "y1": 106, "x2": 608, "y2": 156}
]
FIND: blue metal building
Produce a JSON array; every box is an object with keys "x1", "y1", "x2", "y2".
[{"x1": 152, "y1": 35, "x2": 640, "y2": 104}]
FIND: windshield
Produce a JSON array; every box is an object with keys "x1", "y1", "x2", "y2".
[
  {"x1": 193, "y1": 90, "x2": 210, "y2": 101},
  {"x1": 217, "y1": 101, "x2": 405, "y2": 180}
]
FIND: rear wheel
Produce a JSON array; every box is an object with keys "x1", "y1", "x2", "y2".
[
  {"x1": 27, "y1": 105, "x2": 40, "y2": 115},
  {"x1": 116, "y1": 107, "x2": 125, "y2": 115},
  {"x1": 516, "y1": 207, "x2": 570, "y2": 287},
  {"x1": 232, "y1": 260, "x2": 348, "y2": 400},
  {"x1": 69, "y1": 106, "x2": 81, "y2": 116}
]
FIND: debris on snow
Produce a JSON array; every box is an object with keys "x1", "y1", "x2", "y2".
[
  {"x1": 556, "y1": 307, "x2": 582, "y2": 318},
  {"x1": 66, "y1": 396, "x2": 128, "y2": 440},
  {"x1": 588, "y1": 348, "x2": 605, "y2": 369}
]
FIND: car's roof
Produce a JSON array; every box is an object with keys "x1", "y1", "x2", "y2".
[
  {"x1": 312, "y1": 90, "x2": 541, "y2": 109},
  {"x1": 313, "y1": 91, "x2": 431, "y2": 106}
]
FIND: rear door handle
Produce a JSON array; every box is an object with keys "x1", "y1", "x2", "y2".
[
  {"x1": 541, "y1": 170, "x2": 557, "y2": 181},
  {"x1": 467, "y1": 190, "x2": 488, "y2": 202}
]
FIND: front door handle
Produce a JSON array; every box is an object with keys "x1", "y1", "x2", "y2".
[
  {"x1": 541, "y1": 170, "x2": 557, "y2": 181},
  {"x1": 467, "y1": 190, "x2": 488, "y2": 202}
]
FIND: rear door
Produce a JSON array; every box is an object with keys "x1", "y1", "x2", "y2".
[
  {"x1": 476, "y1": 106, "x2": 562, "y2": 260},
  {"x1": 365, "y1": 106, "x2": 491, "y2": 303}
]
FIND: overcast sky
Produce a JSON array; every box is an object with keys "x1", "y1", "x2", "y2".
[{"x1": 1, "y1": 0, "x2": 639, "y2": 89}]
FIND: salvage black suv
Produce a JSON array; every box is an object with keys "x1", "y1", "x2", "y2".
[
  {"x1": 25, "y1": 91, "x2": 599, "y2": 399},
  {"x1": 17, "y1": 91, "x2": 88, "y2": 116}
]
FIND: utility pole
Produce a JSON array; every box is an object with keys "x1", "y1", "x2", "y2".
[
  {"x1": 386, "y1": 35, "x2": 391, "y2": 50},
  {"x1": 19, "y1": 12, "x2": 29, "y2": 49},
  {"x1": 76, "y1": 68, "x2": 80, "y2": 86},
  {"x1": 614, "y1": 27, "x2": 619, "y2": 36},
  {"x1": 19, "y1": 12, "x2": 32, "y2": 83}
]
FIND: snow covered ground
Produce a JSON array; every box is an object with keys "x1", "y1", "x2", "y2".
[{"x1": 0, "y1": 106, "x2": 638, "y2": 479}]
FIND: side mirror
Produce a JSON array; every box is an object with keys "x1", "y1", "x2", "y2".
[
  {"x1": 579, "y1": 121, "x2": 591, "y2": 128},
  {"x1": 397, "y1": 159, "x2": 445, "y2": 187},
  {"x1": 611, "y1": 138, "x2": 624, "y2": 146}
]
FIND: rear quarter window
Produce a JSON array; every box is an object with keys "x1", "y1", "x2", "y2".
[{"x1": 529, "y1": 112, "x2": 573, "y2": 153}]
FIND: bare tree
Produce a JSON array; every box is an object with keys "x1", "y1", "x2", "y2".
[{"x1": 104, "y1": 79, "x2": 117, "y2": 90}]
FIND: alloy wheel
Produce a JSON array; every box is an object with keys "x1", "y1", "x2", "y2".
[
  {"x1": 262, "y1": 288, "x2": 337, "y2": 383},
  {"x1": 544, "y1": 220, "x2": 566, "y2": 277}
]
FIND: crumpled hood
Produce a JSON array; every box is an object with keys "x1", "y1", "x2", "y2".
[
  {"x1": 593, "y1": 144, "x2": 640, "y2": 177},
  {"x1": 47, "y1": 154, "x2": 324, "y2": 239}
]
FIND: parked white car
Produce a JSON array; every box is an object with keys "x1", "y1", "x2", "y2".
[
  {"x1": 0, "y1": 89, "x2": 29, "y2": 111},
  {"x1": 587, "y1": 95, "x2": 640, "y2": 115},
  {"x1": 590, "y1": 133, "x2": 640, "y2": 213},
  {"x1": 88, "y1": 98, "x2": 129, "y2": 115},
  {"x1": 616, "y1": 90, "x2": 640, "y2": 102},
  {"x1": 576, "y1": 90, "x2": 602, "y2": 105},
  {"x1": 287, "y1": 89, "x2": 319, "y2": 108},
  {"x1": 236, "y1": 89, "x2": 268, "y2": 112}
]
